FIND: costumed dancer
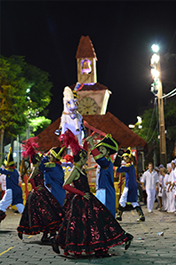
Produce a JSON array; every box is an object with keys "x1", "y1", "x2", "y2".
[
  {"x1": 86, "y1": 134, "x2": 118, "y2": 217},
  {"x1": 39, "y1": 146, "x2": 66, "y2": 206},
  {"x1": 0, "y1": 148, "x2": 24, "y2": 223},
  {"x1": 17, "y1": 137, "x2": 65, "y2": 242},
  {"x1": 115, "y1": 148, "x2": 145, "y2": 222},
  {"x1": 50, "y1": 129, "x2": 133, "y2": 257}
]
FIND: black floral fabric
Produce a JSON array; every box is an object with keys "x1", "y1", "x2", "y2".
[
  {"x1": 55, "y1": 171, "x2": 133, "y2": 256},
  {"x1": 17, "y1": 171, "x2": 64, "y2": 235}
]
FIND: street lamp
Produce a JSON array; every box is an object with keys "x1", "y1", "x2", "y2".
[
  {"x1": 151, "y1": 44, "x2": 159, "y2": 53},
  {"x1": 150, "y1": 44, "x2": 167, "y2": 166}
]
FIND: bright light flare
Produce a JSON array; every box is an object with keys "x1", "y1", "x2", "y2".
[
  {"x1": 151, "y1": 44, "x2": 159, "y2": 53},
  {"x1": 151, "y1": 68, "x2": 159, "y2": 79},
  {"x1": 151, "y1": 54, "x2": 160, "y2": 65},
  {"x1": 128, "y1": 124, "x2": 135, "y2": 129}
]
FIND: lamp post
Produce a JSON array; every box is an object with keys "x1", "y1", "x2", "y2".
[{"x1": 150, "y1": 44, "x2": 167, "y2": 166}]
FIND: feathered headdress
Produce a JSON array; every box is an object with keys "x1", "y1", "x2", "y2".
[
  {"x1": 22, "y1": 137, "x2": 40, "y2": 158},
  {"x1": 60, "y1": 129, "x2": 81, "y2": 156},
  {"x1": 60, "y1": 129, "x2": 87, "y2": 156}
]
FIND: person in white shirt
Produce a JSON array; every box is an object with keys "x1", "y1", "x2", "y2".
[
  {"x1": 172, "y1": 160, "x2": 176, "y2": 211},
  {"x1": 166, "y1": 161, "x2": 175, "y2": 213},
  {"x1": 141, "y1": 162, "x2": 159, "y2": 212}
]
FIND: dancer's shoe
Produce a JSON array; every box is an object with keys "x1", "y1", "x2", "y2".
[
  {"x1": 18, "y1": 232, "x2": 23, "y2": 240},
  {"x1": 124, "y1": 233, "x2": 133, "y2": 250},
  {"x1": 41, "y1": 233, "x2": 49, "y2": 242},
  {"x1": 95, "y1": 250, "x2": 111, "y2": 258},
  {"x1": 50, "y1": 236, "x2": 60, "y2": 254},
  {"x1": 0, "y1": 210, "x2": 6, "y2": 223}
]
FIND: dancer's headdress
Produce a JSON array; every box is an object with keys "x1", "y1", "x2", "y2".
[
  {"x1": 95, "y1": 134, "x2": 118, "y2": 155},
  {"x1": 4, "y1": 147, "x2": 15, "y2": 167},
  {"x1": 49, "y1": 146, "x2": 65, "y2": 160},
  {"x1": 122, "y1": 147, "x2": 132, "y2": 158},
  {"x1": 22, "y1": 137, "x2": 40, "y2": 164},
  {"x1": 60, "y1": 129, "x2": 87, "y2": 159}
]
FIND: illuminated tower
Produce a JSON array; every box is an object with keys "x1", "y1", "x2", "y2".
[{"x1": 76, "y1": 35, "x2": 97, "y2": 84}]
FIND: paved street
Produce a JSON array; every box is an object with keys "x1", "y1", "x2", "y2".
[{"x1": 0, "y1": 203, "x2": 176, "y2": 265}]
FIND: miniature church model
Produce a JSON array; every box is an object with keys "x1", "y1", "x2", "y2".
[{"x1": 75, "y1": 36, "x2": 111, "y2": 115}]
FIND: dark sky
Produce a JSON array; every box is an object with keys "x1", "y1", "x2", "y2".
[{"x1": 1, "y1": 1, "x2": 176, "y2": 126}]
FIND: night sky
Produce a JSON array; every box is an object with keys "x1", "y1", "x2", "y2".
[{"x1": 1, "y1": 1, "x2": 176, "y2": 126}]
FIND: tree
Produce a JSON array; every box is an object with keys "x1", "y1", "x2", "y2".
[
  {"x1": 19, "y1": 116, "x2": 52, "y2": 141},
  {"x1": 5, "y1": 55, "x2": 52, "y2": 119},
  {"x1": 0, "y1": 57, "x2": 29, "y2": 162},
  {"x1": 132, "y1": 99, "x2": 176, "y2": 166},
  {"x1": 0, "y1": 55, "x2": 53, "y2": 163}
]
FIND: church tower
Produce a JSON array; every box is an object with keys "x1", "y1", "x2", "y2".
[
  {"x1": 74, "y1": 35, "x2": 111, "y2": 115},
  {"x1": 76, "y1": 36, "x2": 97, "y2": 84}
]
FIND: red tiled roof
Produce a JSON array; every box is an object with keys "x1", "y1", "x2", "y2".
[
  {"x1": 37, "y1": 112, "x2": 147, "y2": 151},
  {"x1": 83, "y1": 112, "x2": 147, "y2": 149},
  {"x1": 76, "y1": 35, "x2": 97, "y2": 60},
  {"x1": 37, "y1": 118, "x2": 61, "y2": 151}
]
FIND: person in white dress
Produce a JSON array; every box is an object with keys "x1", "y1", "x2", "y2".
[
  {"x1": 157, "y1": 169, "x2": 164, "y2": 211},
  {"x1": 159, "y1": 167, "x2": 169, "y2": 211},
  {"x1": 165, "y1": 163, "x2": 175, "y2": 213}
]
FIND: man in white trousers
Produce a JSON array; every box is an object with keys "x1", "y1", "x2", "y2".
[
  {"x1": 141, "y1": 162, "x2": 158, "y2": 212},
  {"x1": 0, "y1": 148, "x2": 24, "y2": 223}
]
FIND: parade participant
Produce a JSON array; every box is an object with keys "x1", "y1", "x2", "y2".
[
  {"x1": 136, "y1": 172, "x2": 144, "y2": 203},
  {"x1": 0, "y1": 148, "x2": 24, "y2": 223},
  {"x1": 140, "y1": 171, "x2": 147, "y2": 205},
  {"x1": 157, "y1": 167, "x2": 164, "y2": 211},
  {"x1": 0, "y1": 166, "x2": 6, "y2": 199},
  {"x1": 114, "y1": 148, "x2": 145, "y2": 222},
  {"x1": 141, "y1": 162, "x2": 158, "y2": 213},
  {"x1": 39, "y1": 146, "x2": 66, "y2": 206},
  {"x1": 160, "y1": 167, "x2": 169, "y2": 212},
  {"x1": 172, "y1": 160, "x2": 176, "y2": 211},
  {"x1": 86, "y1": 134, "x2": 118, "y2": 217},
  {"x1": 165, "y1": 163, "x2": 175, "y2": 213},
  {"x1": 17, "y1": 138, "x2": 65, "y2": 242},
  {"x1": 50, "y1": 129, "x2": 133, "y2": 257}
]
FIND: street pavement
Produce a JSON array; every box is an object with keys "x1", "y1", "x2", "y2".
[{"x1": 0, "y1": 203, "x2": 176, "y2": 265}]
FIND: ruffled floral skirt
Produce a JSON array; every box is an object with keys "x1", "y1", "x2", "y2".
[
  {"x1": 55, "y1": 192, "x2": 133, "y2": 256},
  {"x1": 17, "y1": 188, "x2": 64, "y2": 236}
]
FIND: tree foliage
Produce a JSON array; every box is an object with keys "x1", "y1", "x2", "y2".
[
  {"x1": 0, "y1": 55, "x2": 53, "y2": 163},
  {"x1": 0, "y1": 55, "x2": 52, "y2": 136},
  {"x1": 165, "y1": 100, "x2": 176, "y2": 140},
  {"x1": 132, "y1": 99, "x2": 176, "y2": 164},
  {"x1": 0, "y1": 57, "x2": 28, "y2": 137}
]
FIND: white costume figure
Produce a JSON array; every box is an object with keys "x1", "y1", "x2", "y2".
[
  {"x1": 157, "y1": 173, "x2": 164, "y2": 209},
  {"x1": 55, "y1": 86, "x2": 85, "y2": 144},
  {"x1": 141, "y1": 163, "x2": 158, "y2": 212},
  {"x1": 162, "y1": 172, "x2": 169, "y2": 211},
  {"x1": 166, "y1": 164, "x2": 175, "y2": 213}
]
